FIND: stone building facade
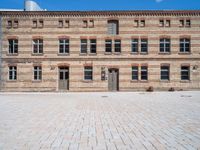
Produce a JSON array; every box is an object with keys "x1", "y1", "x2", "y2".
[{"x1": 0, "y1": 10, "x2": 200, "y2": 92}]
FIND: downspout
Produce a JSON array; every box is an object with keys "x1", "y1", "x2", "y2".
[{"x1": 0, "y1": 14, "x2": 3, "y2": 91}]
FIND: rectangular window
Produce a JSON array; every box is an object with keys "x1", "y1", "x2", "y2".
[
  {"x1": 90, "y1": 39, "x2": 96, "y2": 54},
  {"x1": 179, "y1": 20, "x2": 184, "y2": 27},
  {"x1": 131, "y1": 39, "x2": 138, "y2": 53},
  {"x1": 132, "y1": 66, "x2": 138, "y2": 80},
  {"x1": 140, "y1": 20, "x2": 145, "y2": 27},
  {"x1": 114, "y1": 40, "x2": 121, "y2": 53},
  {"x1": 166, "y1": 20, "x2": 170, "y2": 27},
  {"x1": 13, "y1": 20, "x2": 19, "y2": 28},
  {"x1": 33, "y1": 20, "x2": 37, "y2": 28},
  {"x1": 160, "y1": 38, "x2": 170, "y2": 53},
  {"x1": 34, "y1": 66, "x2": 42, "y2": 81},
  {"x1": 83, "y1": 20, "x2": 88, "y2": 28},
  {"x1": 59, "y1": 39, "x2": 69, "y2": 54},
  {"x1": 58, "y1": 20, "x2": 63, "y2": 28},
  {"x1": 159, "y1": 20, "x2": 164, "y2": 27},
  {"x1": 105, "y1": 40, "x2": 112, "y2": 53},
  {"x1": 89, "y1": 20, "x2": 94, "y2": 28},
  {"x1": 84, "y1": 66, "x2": 93, "y2": 80},
  {"x1": 180, "y1": 38, "x2": 190, "y2": 53},
  {"x1": 141, "y1": 39, "x2": 148, "y2": 53},
  {"x1": 186, "y1": 20, "x2": 191, "y2": 27},
  {"x1": 8, "y1": 39, "x2": 18, "y2": 54},
  {"x1": 141, "y1": 66, "x2": 148, "y2": 80},
  {"x1": 161, "y1": 66, "x2": 170, "y2": 80},
  {"x1": 65, "y1": 20, "x2": 70, "y2": 28},
  {"x1": 181, "y1": 66, "x2": 190, "y2": 80},
  {"x1": 81, "y1": 39, "x2": 87, "y2": 53},
  {"x1": 7, "y1": 20, "x2": 12, "y2": 28},
  {"x1": 9, "y1": 66, "x2": 17, "y2": 80},
  {"x1": 107, "y1": 20, "x2": 119, "y2": 35},
  {"x1": 39, "y1": 20, "x2": 44, "y2": 28},
  {"x1": 33, "y1": 39, "x2": 43, "y2": 54},
  {"x1": 134, "y1": 20, "x2": 139, "y2": 27}
]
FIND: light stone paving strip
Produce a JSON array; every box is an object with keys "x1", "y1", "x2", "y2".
[{"x1": 0, "y1": 92, "x2": 200, "y2": 150}]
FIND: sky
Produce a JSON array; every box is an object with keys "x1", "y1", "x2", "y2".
[{"x1": 0, "y1": 0, "x2": 200, "y2": 11}]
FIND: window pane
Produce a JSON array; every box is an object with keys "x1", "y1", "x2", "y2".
[
  {"x1": 81, "y1": 39, "x2": 87, "y2": 53},
  {"x1": 90, "y1": 39, "x2": 96, "y2": 53},
  {"x1": 84, "y1": 67, "x2": 93, "y2": 80},
  {"x1": 105, "y1": 40, "x2": 112, "y2": 52},
  {"x1": 132, "y1": 39, "x2": 138, "y2": 53},
  {"x1": 141, "y1": 66, "x2": 148, "y2": 80},
  {"x1": 141, "y1": 39, "x2": 148, "y2": 53},
  {"x1": 132, "y1": 66, "x2": 138, "y2": 80},
  {"x1": 114, "y1": 40, "x2": 121, "y2": 52}
]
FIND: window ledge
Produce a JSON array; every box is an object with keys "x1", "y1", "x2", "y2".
[
  {"x1": 32, "y1": 80, "x2": 42, "y2": 83},
  {"x1": 140, "y1": 52, "x2": 148, "y2": 55},
  {"x1": 130, "y1": 80, "x2": 139, "y2": 83},
  {"x1": 57, "y1": 53, "x2": 70, "y2": 56},
  {"x1": 131, "y1": 80, "x2": 148, "y2": 83},
  {"x1": 159, "y1": 52, "x2": 171, "y2": 55},
  {"x1": 160, "y1": 80, "x2": 170, "y2": 82},
  {"x1": 130, "y1": 52, "x2": 139, "y2": 55},
  {"x1": 88, "y1": 53, "x2": 97, "y2": 56},
  {"x1": 178, "y1": 52, "x2": 191, "y2": 55},
  {"x1": 7, "y1": 80, "x2": 17, "y2": 82},
  {"x1": 6, "y1": 53, "x2": 18, "y2": 56},
  {"x1": 113, "y1": 52, "x2": 121, "y2": 55},
  {"x1": 180, "y1": 80, "x2": 191, "y2": 83},
  {"x1": 104, "y1": 52, "x2": 112, "y2": 55},
  {"x1": 31, "y1": 53, "x2": 44, "y2": 56},
  {"x1": 79, "y1": 53, "x2": 87, "y2": 56},
  {"x1": 82, "y1": 80, "x2": 93, "y2": 83}
]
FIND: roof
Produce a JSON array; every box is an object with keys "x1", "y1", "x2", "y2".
[{"x1": 1, "y1": 10, "x2": 200, "y2": 17}]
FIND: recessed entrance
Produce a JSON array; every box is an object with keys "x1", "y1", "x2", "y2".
[
  {"x1": 59, "y1": 67, "x2": 69, "y2": 90},
  {"x1": 108, "y1": 68, "x2": 119, "y2": 91}
]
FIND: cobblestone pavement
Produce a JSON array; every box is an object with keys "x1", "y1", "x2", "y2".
[{"x1": 0, "y1": 92, "x2": 200, "y2": 150}]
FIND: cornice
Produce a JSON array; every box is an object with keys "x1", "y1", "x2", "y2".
[{"x1": 0, "y1": 10, "x2": 200, "y2": 17}]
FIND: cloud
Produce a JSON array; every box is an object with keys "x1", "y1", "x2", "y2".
[{"x1": 155, "y1": 0, "x2": 164, "y2": 3}]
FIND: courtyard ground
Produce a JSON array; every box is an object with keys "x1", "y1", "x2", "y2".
[{"x1": 0, "y1": 92, "x2": 200, "y2": 150}]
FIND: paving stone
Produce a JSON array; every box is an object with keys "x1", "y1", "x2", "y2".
[{"x1": 0, "y1": 92, "x2": 200, "y2": 150}]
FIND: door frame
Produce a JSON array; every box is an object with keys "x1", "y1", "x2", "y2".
[
  {"x1": 58, "y1": 66, "x2": 69, "y2": 91},
  {"x1": 108, "y1": 68, "x2": 119, "y2": 91}
]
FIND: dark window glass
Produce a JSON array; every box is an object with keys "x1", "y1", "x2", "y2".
[
  {"x1": 81, "y1": 39, "x2": 87, "y2": 53},
  {"x1": 90, "y1": 39, "x2": 96, "y2": 53},
  {"x1": 141, "y1": 39, "x2": 148, "y2": 53},
  {"x1": 84, "y1": 66, "x2": 93, "y2": 80},
  {"x1": 33, "y1": 39, "x2": 43, "y2": 54},
  {"x1": 181, "y1": 66, "x2": 190, "y2": 80},
  {"x1": 8, "y1": 39, "x2": 18, "y2": 54},
  {"x1": 34, "y1": 66, "x2": 42, "y2": 80},
  {"x1": 141, "y1": 66, "x2": 148, "y2": 80},
  {"x1": 131, "y1": 39, "x2": 138, "y2": 53},
  {"x1": 161, "y1": 66, "x2": 170, "y2": 80},
  {"x1": 9, "y1": 66, "x2": 17, "y2": 80},
  {"x1": 114, "y1": 40, "x2": 121, "y2": 53},
  {"x1": 180, "y1": 38, "x2": 190, "y2": 53},
  {"x1": 105, "y1": 40, "x2": 112, "y2": 53},
  {"x1": 132, "y1": 66, "x2": 138, "y2": 80},
  {"x1": 160, "y1": 38, "x2": 170, "y2": 53},
  {"x1": 59, "y1": 39, "x2": 69, "y2": 54}
]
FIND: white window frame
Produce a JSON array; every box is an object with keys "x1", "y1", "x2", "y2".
[
  {"x1": 32, "y1": 39, "x2": 43, "y2": 54},
  {"x1": 8, "y1": 39, "x2": 18, "y2": 54},
  {"x1": 9, "y1": 66, "x2": 17, "y2": 80}
]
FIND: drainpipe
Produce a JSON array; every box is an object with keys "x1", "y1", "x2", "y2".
[{"x1": 0, "y1": 14, "x2": 2, "y2": 91}]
